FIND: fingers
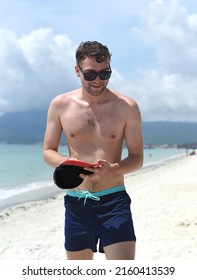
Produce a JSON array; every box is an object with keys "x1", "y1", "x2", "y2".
[
  {"x1": 79, "y1": 160, "x2": 110, "y2": 179},
  {"x1": 79, "y1": 165, "x2": 100, "y2": 179},
  {"x1": 79, "y1": 173, "x2": 86, "y2": 179},
  {"x1": 79, "y1": 172, "x2": 94, "y2": 179},
  {"x1": 97, "y1": 159, "x2": 110, "y2": 166}
]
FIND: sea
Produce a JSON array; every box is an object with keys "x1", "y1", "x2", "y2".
[{"x1": 0, "y1": 144, "x2": 186, "y2": 202}]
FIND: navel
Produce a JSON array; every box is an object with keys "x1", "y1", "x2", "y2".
[
  {"x1": 110, "y1": 134, "x2": 116, "y2": 139},
  {"x1": 87, "y1": 119, "x2": 96, "y2": 128}
]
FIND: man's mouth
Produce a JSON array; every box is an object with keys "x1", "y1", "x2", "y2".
[{"x1": 91, "y1": 84, "x2": 102, "y2": 88}]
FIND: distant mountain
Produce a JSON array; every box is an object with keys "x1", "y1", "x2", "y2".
[
  {"x1": 0, "y1": 110, "x2": 47, "y2": 144},
  {"x1": 142, "y1": 121, "x2": 197, "y2": 145},
  {"x1": 0, "y1": 110, "x2": 197, "y2": 145}
]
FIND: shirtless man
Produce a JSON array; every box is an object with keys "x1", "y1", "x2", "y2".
[{"x1": 43, "y1": 41, "x2": 143, "y2": 260}]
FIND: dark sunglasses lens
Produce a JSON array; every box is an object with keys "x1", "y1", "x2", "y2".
[
  {"x1": 83, "y1": 69, "x2": 111, "y2": 81},
  {"x1": 99, "y1": 70, "x2": 111, "y2": 80},
  {"x1": 84, "y1": 72, "x2": 97, "y2": 81}
]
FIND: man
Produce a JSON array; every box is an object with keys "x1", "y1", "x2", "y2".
[{"x1": 43, "y1": 41, "x2": 143, "y2": 260}]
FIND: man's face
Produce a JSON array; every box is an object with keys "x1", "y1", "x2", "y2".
[{"x1": 75, "y1": 57, "x2": 111, "y2": 97}]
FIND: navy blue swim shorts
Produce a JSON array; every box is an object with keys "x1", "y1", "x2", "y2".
[{"x1": 64, "y1": 186, "x2": 136, "y2": 253}]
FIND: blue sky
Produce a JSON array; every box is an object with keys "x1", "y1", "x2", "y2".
[{"x1": 0, "y1": 0, "x2": 197, "y2": 122}]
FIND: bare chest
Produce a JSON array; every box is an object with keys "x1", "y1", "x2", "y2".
[{"x1": 62, "y1": 107, "x2": 125, "y2": 141}]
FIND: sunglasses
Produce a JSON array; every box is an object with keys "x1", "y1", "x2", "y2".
[{"x1": 78, "y1": 65, "x2": 112, "y2": 81}]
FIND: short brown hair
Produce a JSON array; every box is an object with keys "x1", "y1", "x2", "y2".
[{"x1": 76, "y1": 41, "x2": 111, "y2": 66}]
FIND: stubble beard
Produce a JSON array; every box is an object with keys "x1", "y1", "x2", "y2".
[{"x1": 86, "y1": 84, "x2": 107, "y2": 97}]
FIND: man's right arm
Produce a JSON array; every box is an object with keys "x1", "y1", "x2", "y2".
[{"x1": 43, "y1": 97, "x2": 69, "y2": 168}]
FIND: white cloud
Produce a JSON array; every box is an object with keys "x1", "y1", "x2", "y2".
[
  {"x1": 113, "y1": 69, "x2": 197, "y2": 122},
  {"x1": 187, "y1": 13, "x2": 197, "y2": 30},
  {"x1": 0, "y1": 0, "x2": 197, "y2": 122},
  {"x1": 0, "y1": 28, "x2": 77, "y2": 114},
  {"x1": 126, "y1": 0, "x2": 197, "y2": 121}
]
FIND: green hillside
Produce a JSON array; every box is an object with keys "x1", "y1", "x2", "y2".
[{"x1": 0, "y1": 110, "x2": 197, "y2": 145}]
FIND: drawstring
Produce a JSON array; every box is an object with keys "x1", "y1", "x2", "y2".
[{"x1": 77, "y1": 191, "x2": 100, "y2": 205}]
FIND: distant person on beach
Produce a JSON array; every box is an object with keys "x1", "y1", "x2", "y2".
[{"x1": 43, "y1": 41, "x2": 143, "y2": 260}]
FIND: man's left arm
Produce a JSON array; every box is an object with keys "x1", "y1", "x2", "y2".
[{"x1": 112, "y1": 99, "x2": 144, "y2": 175}]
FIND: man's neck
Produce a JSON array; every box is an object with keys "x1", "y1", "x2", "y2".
[{"x1": 81, "y1": 88, "x2": 110, "y2": 105}]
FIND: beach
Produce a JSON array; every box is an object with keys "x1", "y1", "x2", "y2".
[{"x1": 0, "y1": 155, "x2": 196, "y2": 260}]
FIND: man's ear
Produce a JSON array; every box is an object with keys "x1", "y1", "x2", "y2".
[{"x1": 75, "y1": 65, "x2": 80, "y2": 77}]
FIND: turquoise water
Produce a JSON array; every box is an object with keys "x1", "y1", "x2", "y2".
[{"x1": 0, "y1": 144, "x2": 186, "y2": 199}]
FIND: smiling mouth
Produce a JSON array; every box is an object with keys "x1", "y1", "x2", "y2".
[{"x1": 92, "y1": 84, "x2": 102, "y2": 88}]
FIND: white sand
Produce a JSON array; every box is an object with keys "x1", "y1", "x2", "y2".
[{"x1": 0, "y1": 155, "x2": 196, "y2": 260}]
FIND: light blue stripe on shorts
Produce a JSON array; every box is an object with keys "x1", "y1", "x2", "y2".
[{"x1": 66, "y1": 185, "x2": 126, "y2": 205}]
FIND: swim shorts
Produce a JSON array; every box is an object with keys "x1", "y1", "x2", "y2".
[{"x1": 64, "y1": 186, "x2": 136, "y2": 253}]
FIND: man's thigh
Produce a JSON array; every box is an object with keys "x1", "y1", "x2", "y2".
[
  {"x1": 66, "y1": 248, "x2": 94, "y2": 260},
  {"x1": 103, "y1": 241, "x2": 136, "y2": 260}
]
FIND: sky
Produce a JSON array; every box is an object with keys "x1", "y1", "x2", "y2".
[{"x1": 0, "y1": 0, "x2": 197, "y2": 122}]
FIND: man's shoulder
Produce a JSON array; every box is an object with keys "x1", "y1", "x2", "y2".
[
  {"x1": 50, "y1": 89, "x2": 80, "y2": 107},
  {"x1": 111, "y1": 90, "x2": 138, "y2": 108}
]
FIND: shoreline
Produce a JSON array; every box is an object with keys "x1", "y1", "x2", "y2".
[
  {"x1": 0, "y1": 155, "x2": 196, "y2": 260},
  {"x1": 0, "y1": 153, "x2": 186, "y2": 213},
  {"x1": 0, "y1": 185, "x2": 64, "y2": 213}
]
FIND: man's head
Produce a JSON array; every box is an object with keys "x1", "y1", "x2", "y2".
[
  {"x1": 75, "y1": 41, "x2": 112, "y2": 97},
  {"x1": 76, "y1": 41, "x2": 111, "y2": 66}
]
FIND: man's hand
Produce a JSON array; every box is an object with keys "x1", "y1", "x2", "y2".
[{"x1": 79, "y1": 159, "x2": 119, "y2": 182}]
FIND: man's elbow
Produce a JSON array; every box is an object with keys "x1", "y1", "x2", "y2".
[
  {"x1": 43, "y1": 148, "x2": 52, "y2": 165},
  {"x1": 43, "y1": 149, "x2": 48, "y2": 164},
  {"x1": 136, "y1": 154, "x2": 144, "y2": 170},
  {"x1": 136, "y1": 153, "x2": 144, "y2": 169}
]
